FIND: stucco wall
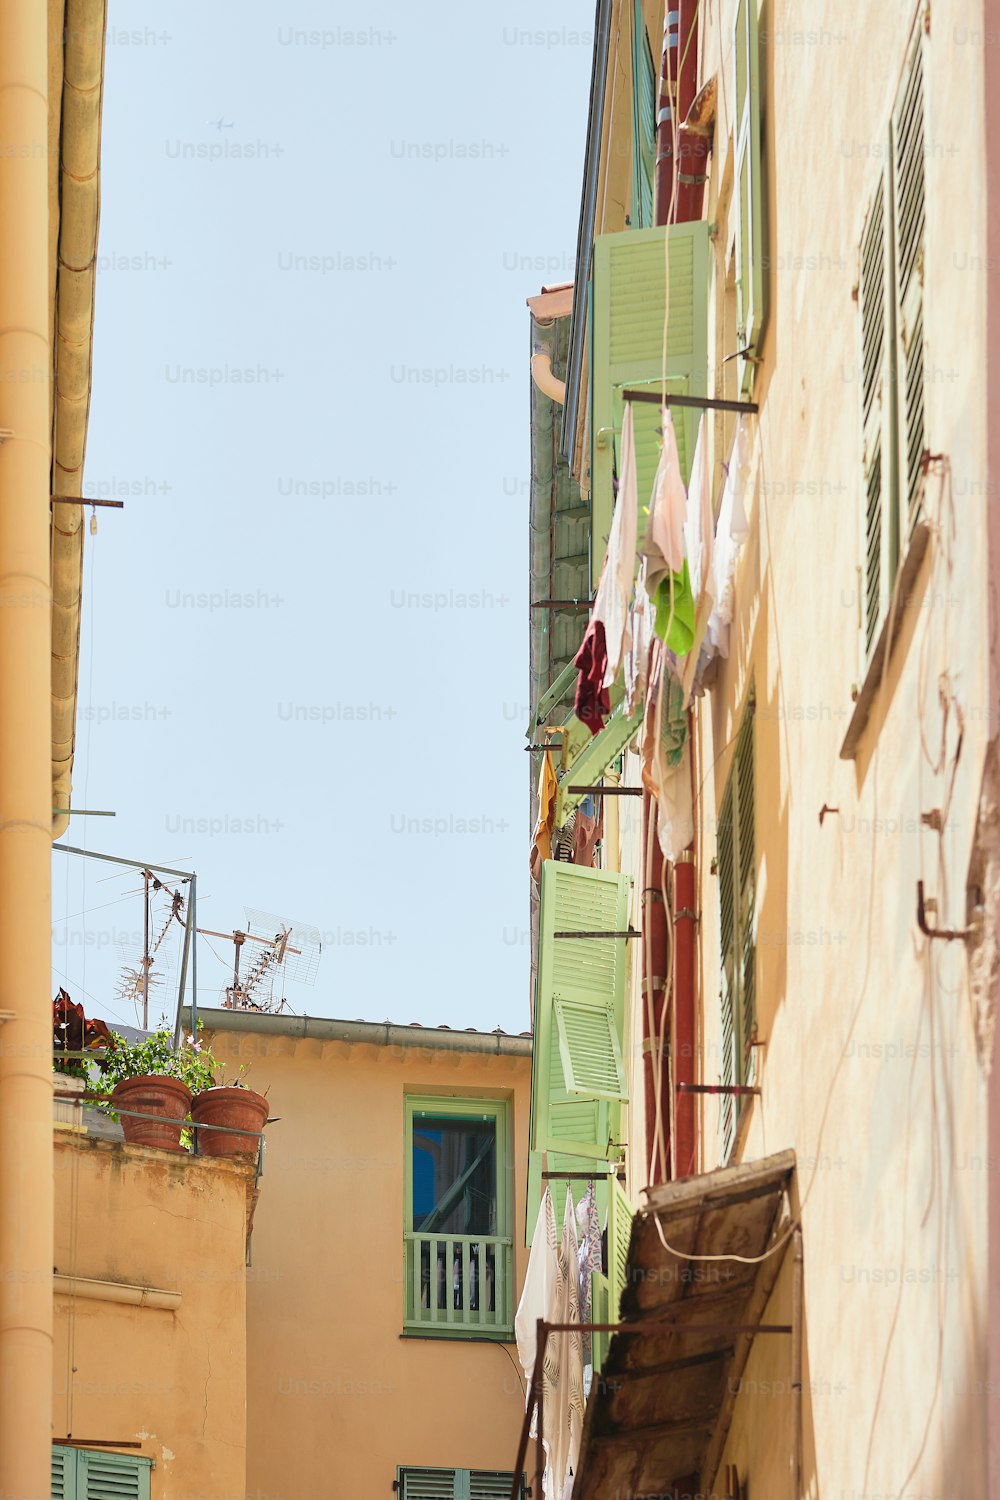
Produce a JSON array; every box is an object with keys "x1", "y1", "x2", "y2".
[
  {"x1": 53, "y1": 1129, "x2": 255, "y2": 1500},
  {"x1": 204, "y1": 1024, "x2": 532, "y2": 1500}
]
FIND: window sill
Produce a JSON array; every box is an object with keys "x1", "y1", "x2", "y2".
[
  {"x1": 840, "y1": 520, "x2": 931, "y2": 761},
  {"x1": 400, "y1": 1329, "x2": 515, "y2": 1344}
]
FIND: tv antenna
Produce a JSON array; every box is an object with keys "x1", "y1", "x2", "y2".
[
  {"x1": 116, "y1": 870, "x2": 186, "y2": 1028},
  {"x1": 198, "y1": 907, "x2": 322, "y2": 1013}
]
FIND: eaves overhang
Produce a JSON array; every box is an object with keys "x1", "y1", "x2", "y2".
[{"x1": 575, "y1": 1149, "x2": 798, "y2": 1499}]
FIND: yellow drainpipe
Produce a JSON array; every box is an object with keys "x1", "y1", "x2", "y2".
[{"x1": 0, "y1": 0, "x2": 55, "y2": 1493}]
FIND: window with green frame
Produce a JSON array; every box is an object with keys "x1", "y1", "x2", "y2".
[{"x1": 403, "y1": 1096, "x2": 513, "y2": 1339}]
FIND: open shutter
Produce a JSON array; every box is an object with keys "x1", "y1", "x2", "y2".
[
  {"x1": 79, "y1": 1450, "x2": 151, "y2": 1500},
  {"x1": 607, "y1": 1175, "x2": 635, "y2": 1321},
  {"x1": 891, "y1": 23, "x2": 926, "y2": 533},
  {"x1": 553, "y1": 692, "x2": 643, "y2": 828},
  {"x1": 51, "y1": 1447, "x2": 78, "y2": 1500},
  {"x1": 717, "y1": 773, "x2": 737, "y2": 1161},
  {"x1": 531, "y1": 863, "x2": 630, "y2": 1161},
  {"x1": 859, "y1": 163, "x2": 897, "y2": 661},
  {"x1": 399, "y1": 1470, "x2": 461, "y2": 1500},
  {"x1": 590, "y1": 221, "x2": 710, "y2": 590},
  {"x1": 631, "y1": 0, "x2": 656, "y2": 229},
  {"x1": 733, "y1": 0, "x2": 766, "y2": 396}
]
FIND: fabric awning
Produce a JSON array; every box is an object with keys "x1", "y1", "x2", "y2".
[{"x1": 575, "y1": 1149, "x2": 797, "y2": 1498}]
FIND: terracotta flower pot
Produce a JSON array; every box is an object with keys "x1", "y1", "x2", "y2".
[
  {"x1": 111, "y1": 1075, "x2": 192, "y2": 1152},
  {"x1": 191, "y1": 1087, "x2": 267, "y2": 1158}
]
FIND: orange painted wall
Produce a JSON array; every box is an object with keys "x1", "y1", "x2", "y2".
[
  {"x1": 205, "y1": 1023, "x2": 533, "y2": 1499},
  {"x1": 53, "y1": 1128, "x2": 255, "y2": 1500}
]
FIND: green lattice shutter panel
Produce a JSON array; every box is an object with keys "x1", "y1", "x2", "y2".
[
  {"x1": 399, "y1": 1469, "x2": 461, "y2": 1500},
  {"x1": 733, "y1": 0, "x2": 765, "y2": 396},
  {"x1": 79, "y1": 1450, "x2": 151, "y2": 1500},
  {"x1": 736, "y1": 709, "x2": 756, "y2": 1074},
  {"x1": 717, "y1": 765, "x2": 737, "y2": 1160},
  {"x1": 859, "y1": 164, "x2": 897, "y2": 661},
  {"x1": 631, "y1": 0, "x2": 656, "y2": 230},
  {"x1": 590, "y1": 221, "x2": 710, "y2": 591},
  {"x1": 531, "y1": 862, "x2": 630, "y2": 1161},
  {"x1": 470, "y1": 1473, "x2": 524, "y2": 1499},
  {"x1": 891, "y1": 24, "x2": 926, "y2": 534},
  {"x1": 51, "y1": 1447, "x2": 77, "y2": 1500},
  {"x1": 607, "y1": 1175, "x2": 634, "y2": 1320}
]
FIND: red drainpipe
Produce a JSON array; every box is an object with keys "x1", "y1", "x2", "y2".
[
  {"x1": 643, "y1": 0, "x2": 701, "y2": 1182},
  {"x1": 642, "y1": 789, "x2": 670, "y2": 1185}
]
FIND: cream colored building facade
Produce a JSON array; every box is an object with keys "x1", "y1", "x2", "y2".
[{"x1": 525, "y1": 0, "x2": 1000, "y2": 1494}]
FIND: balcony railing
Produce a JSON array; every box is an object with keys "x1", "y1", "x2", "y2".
[{"x1": 404, "y1": 1232, "x2": 512, "y2": 1337}]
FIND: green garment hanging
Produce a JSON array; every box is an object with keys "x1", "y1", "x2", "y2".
[{"x1": 650, "y1": 560, "x2": 696, "y2": 655}]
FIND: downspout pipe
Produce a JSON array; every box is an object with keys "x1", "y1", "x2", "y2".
[
  {"x1": 530, "y1": 353, "x2": 566, "y2": 406},
  {"x1": 0, "y1": 0, "x2": 54, "y2": 1493}
]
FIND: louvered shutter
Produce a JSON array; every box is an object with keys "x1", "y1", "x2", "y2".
[
  {"x1": 470, "y1": 1472, "x2": 525, "y2": 1499},
  {"x1": 590, "y1": 222, "x2": 710, "y2": 590},
  {"x1": 79, "y1": 1449, "x2": 151, "y2": 1500},
  {"x1": 733, "y1": 0, "x2": 766, "y2": 396},
  {"x1": 735, "y1": 711, "x2": 756, "y2": 1078},
  {"x1": 859, "y1": 164, "x2": 897, "y2": 660},
  {"x1": 717, "y1": 775, "x2": 737, "y2": 1161},
  {"x1": 531, "y1": 863, "x2": 630, "y2": 1161},
  {"x1": 718, "y1": 701, "x2": 755, "y2": 1161},
  {"x1": 891, "y1": 24, "x2": 926, "y2": 533},
  {"x1": 607, "y1": 1175, "x2": 634, "y2": 1321},
  {"x1": 399, "y1": 1469, "x2": 461, "y2": 1500},
  {"x1": 554, "y1": 691, "x2": 644, "y2": 828},
  {"x1": 631, "y1": 0, "x2": 656, "y2": 229},
  {"x1": 51, "y1": 1447, "x2": 78, "y2": 1500}
]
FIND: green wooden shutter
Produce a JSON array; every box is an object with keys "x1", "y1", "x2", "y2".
[
  {"x1": 717, "y1": 774, "x2": 737, "y2": 1160},
  {"x1": 553, "y1": 691, "x2": 644, "y2": 828},
  {"x1": 859, "y1": 163, "x2": 897, "y2": 661},
  {"x1": 470, "y1": 1473, "x2": 524, "y2": 1500},
  {"x1": 891, "y1": 25, "x2": 926, "y2": 532},
  {"x1": 590, "y1": 221, "x2": 710, "y2": 590},
  {"x1": 531, "y1": 863, "x2": 630, "y2": 1161},
  {"x1": 79, "y1": 1450, "x2": 151, "y2": 1500},
  {"x1": 733, "y1": 0, "x2": 765, "y2": 396},
  {"x1": 607, "y1": 1176, "x2": 634, "y2": 1320},
  {"x1": 51, "y1": 1447, "x2": 78, "y2": 1500},
  {"x1": 631, "y1": 0, "x2": 656, "y2": 230},
  {"x1": 718, "y1": 701, "x2": 755, "y2": 1161},
  {"x1": 399, "y1": 1469, "x2": 461, "y2": 1500}
]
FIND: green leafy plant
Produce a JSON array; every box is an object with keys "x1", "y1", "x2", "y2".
[{"x1": 97, "y1": 1021, "x2": 216, "y2": 1118}]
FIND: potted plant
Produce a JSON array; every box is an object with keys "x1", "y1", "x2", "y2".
[
  {"x1": 52, "y1": 989, "x2": 111, "y2": 1126},
  {"x1": 191, "y1": 1063, "x2": 269, "y2": 1158},
  {"x1": 98, "y1": 1023, "x2": 215, "y2": 1152}
]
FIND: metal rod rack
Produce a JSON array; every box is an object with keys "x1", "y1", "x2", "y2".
[
  {"x1": 554, "y1": 929, "x2": 641, "y2": 940},
  {"x1": 622, "y1": 389, "x2": 759, "y2": 415}
]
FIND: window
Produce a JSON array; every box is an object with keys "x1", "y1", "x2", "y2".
[
  {"x1": 858, "y1": 17, "x2": 927, "y2": 661},
  {"x1": 718, "y1": 698, "x2": 755, "y2": 1162},
  {"x1": 404, "y1": 1097, "x2": 512, "y2": 1338},
  {"x1": 52, "y1": 1445, "x2": 152, "y2": 1499},
  {"x1": 631, "y1": 0, "x2": 656, "y2": 229},
  {"x1": 396, "y1": 1468, "x2": 525, "y2": 1499}
]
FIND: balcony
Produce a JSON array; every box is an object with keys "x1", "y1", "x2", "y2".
[{"x1": 404, "y1": 1232, "x2": 513, "y2": 1338}]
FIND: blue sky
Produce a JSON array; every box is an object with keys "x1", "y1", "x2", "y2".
[{"x1": 51, "y1": 2, "x2": 593, "y2": 1035}]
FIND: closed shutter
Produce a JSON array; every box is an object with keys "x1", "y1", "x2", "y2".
[
  {"x1": 717, "y1": 773, "x2": 737, "y2": 1160},
  {"x1": 79, "y1": 1450, "x2": 151, "y2": 1500},
  {"x1": 631, "y1": 0, "x2": 656, "y2": 229},
  {"x1": 891, "y1": 25, "x2": 926, "y2": 532},
  {"x1": 530, "y1": 863, "x2": 630, "y2": 1161},
  {"x1": 733, "y1": 0, "x2": 766, "y2": 395},
  {"x1": 859, "y1": 163, "x2": 897, "y2": 660},
  {"x1": 718, "y1": 701, "x2": 755, "y2": 1162},
  {"x1": 399, "y1": 1470, "x2": 460, "y2": 1500},
  {"x1": 470, "y1": 1473, "x2": 525, "y2": 1500},
  {"x1": 590, "y1": 221, "x2": 710, "y2": 590},
  {"x1": 51, "y1": 1447, "x2": 77, "y2": 1500}
]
